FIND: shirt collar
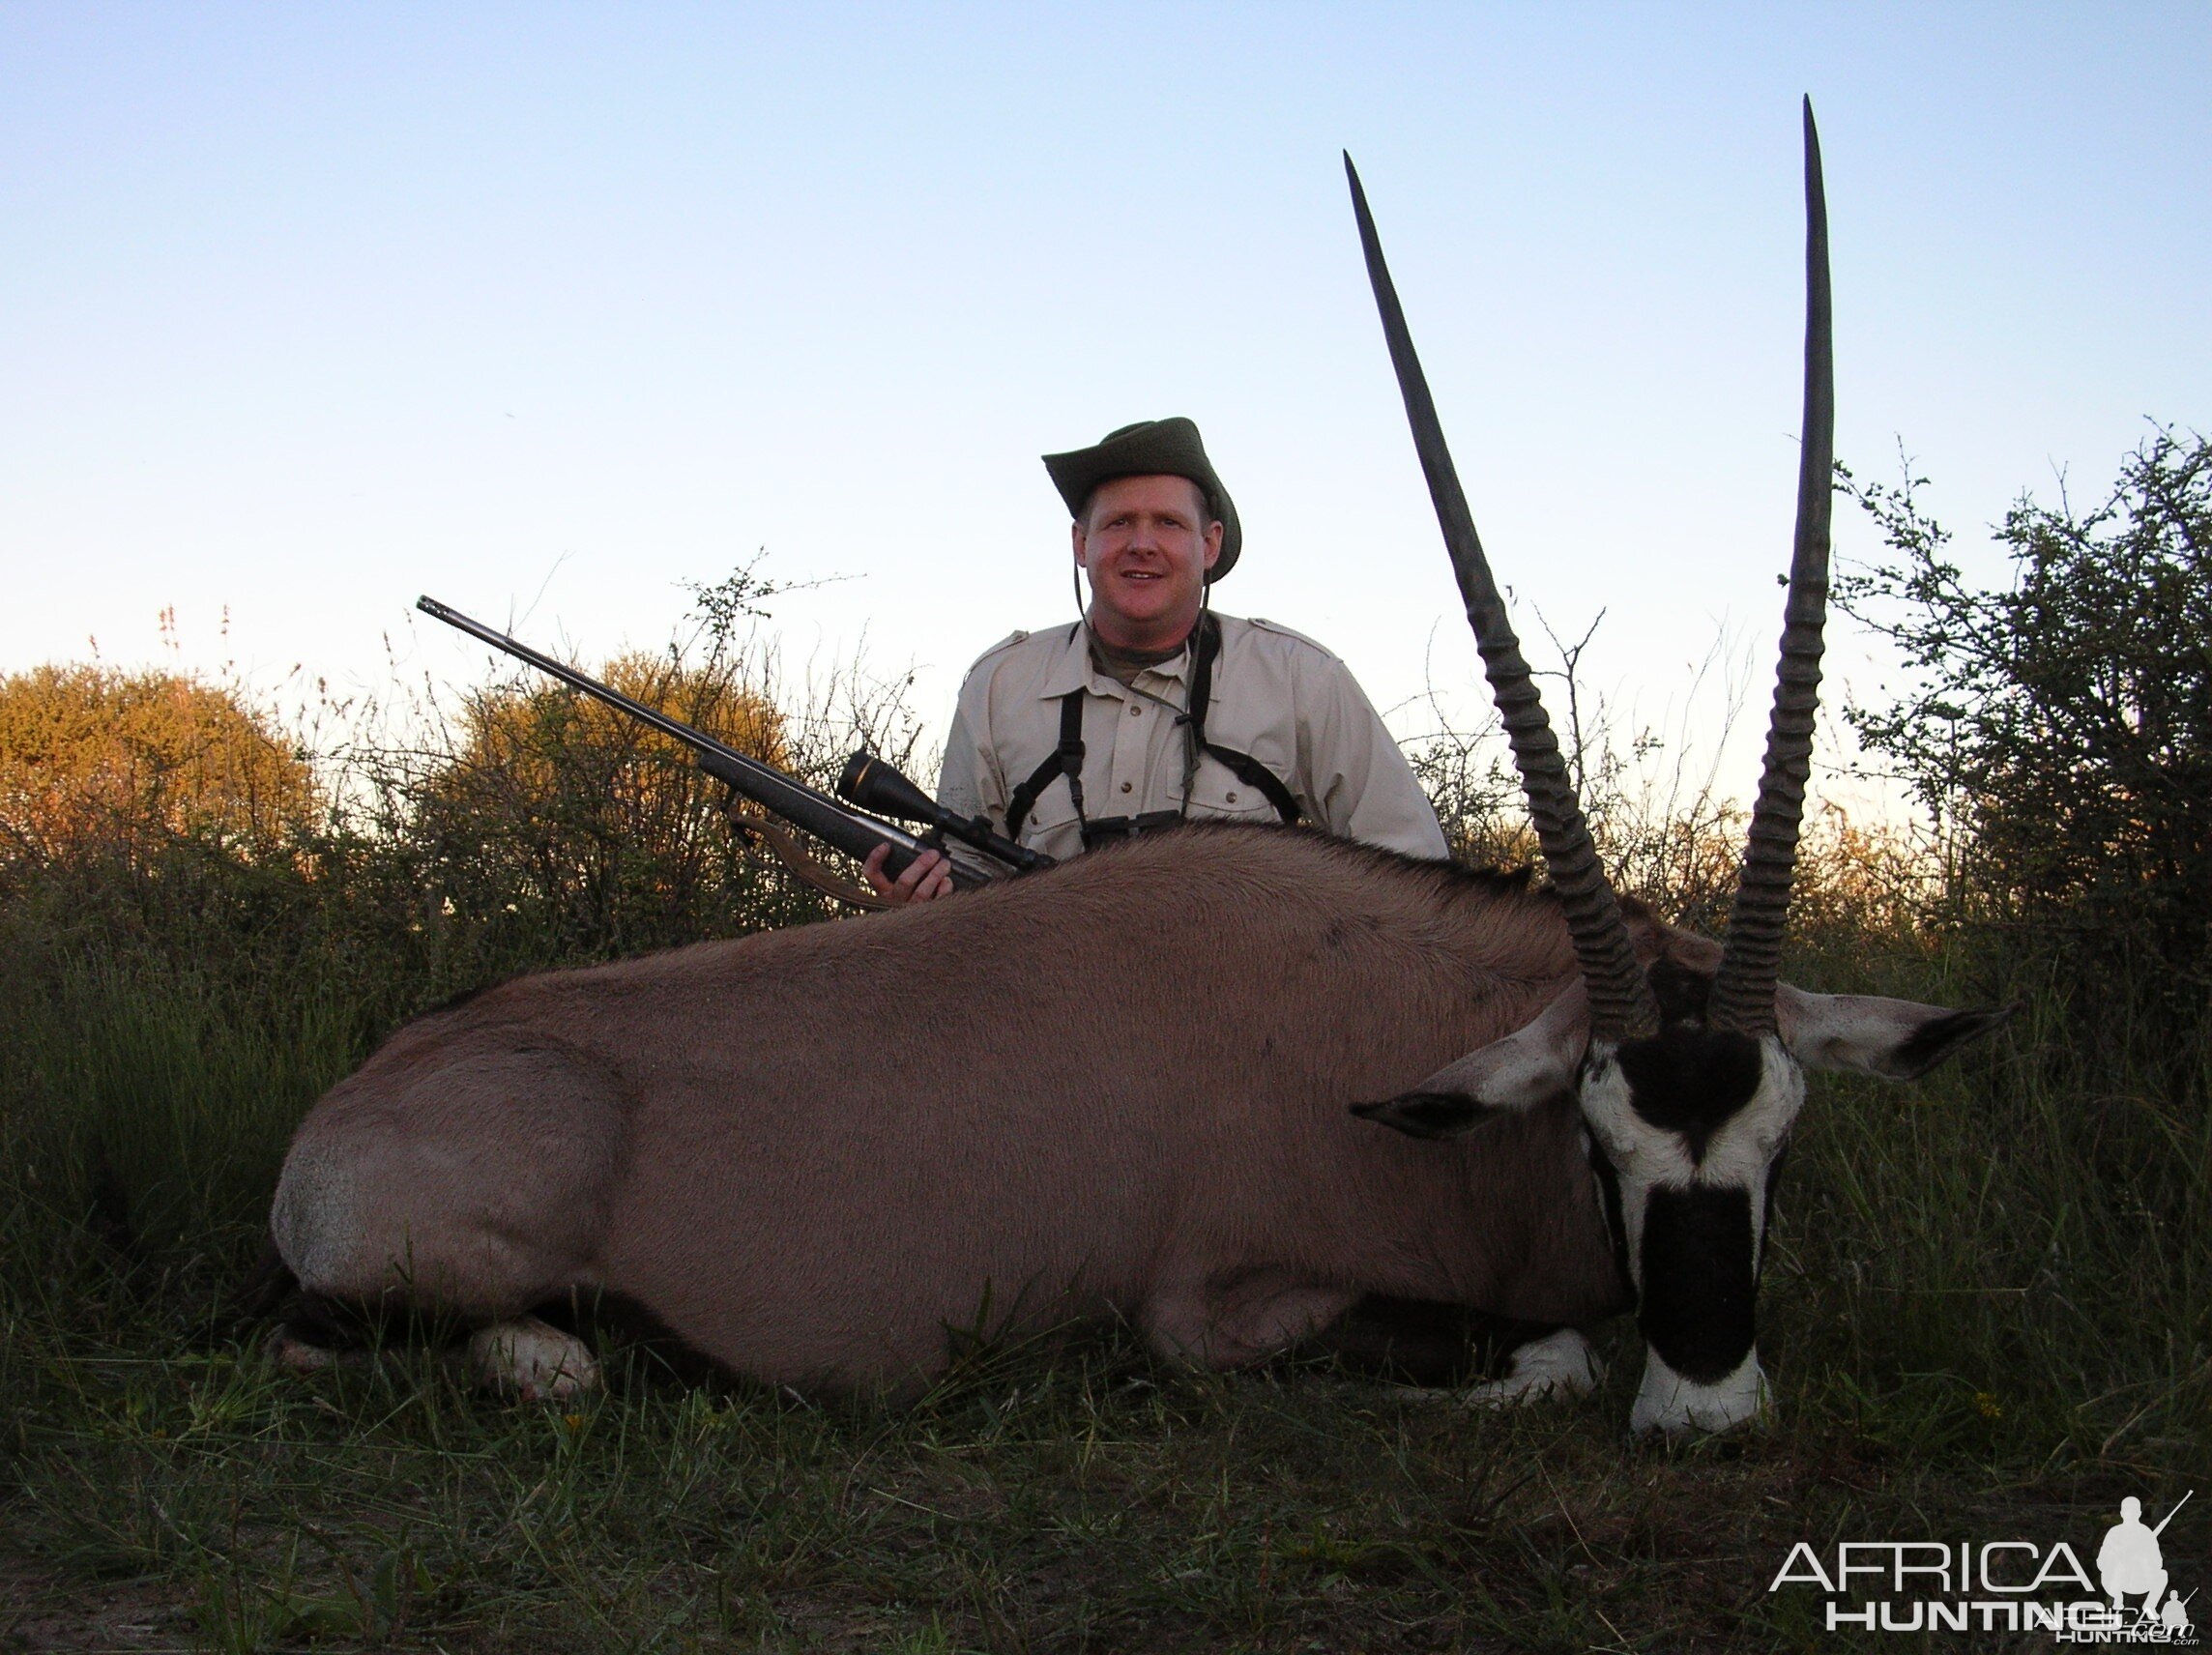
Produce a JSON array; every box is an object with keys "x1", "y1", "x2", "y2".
[{"x1": 1037, "y1": 619, "x2": 1196, "y2": 699}]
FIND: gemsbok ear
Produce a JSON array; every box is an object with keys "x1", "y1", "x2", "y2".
[
  {"x1": 1352, "y1": 983, "x2": 1588, "y2": 1139},
  {"x1": 1351, "y1": 1091, "x2": 1498, "y2": 1139},
  {"x1": 1776, "y1": 986, "x2": 2016, "y2": 1081}
]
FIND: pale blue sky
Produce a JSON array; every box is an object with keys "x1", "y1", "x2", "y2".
[{"x1": 5, "y1": 5, "x2": 2206, "y2": 794}]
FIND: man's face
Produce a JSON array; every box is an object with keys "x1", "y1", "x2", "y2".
[{"x1": 1073, "y1": 474, "x2": 1223, "y2": 648}]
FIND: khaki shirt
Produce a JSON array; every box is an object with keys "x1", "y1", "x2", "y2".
[{"x1": 936, "y1": 614, "x2": 1448, "y2": 866}]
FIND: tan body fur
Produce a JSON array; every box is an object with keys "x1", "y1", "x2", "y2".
[{"x1": 273, "y1": 826, "x2": 1634, "y2": 1394}]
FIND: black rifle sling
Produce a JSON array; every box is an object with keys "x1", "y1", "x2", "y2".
[
  {"x1": 1004, "y1": 689, "x2": 1088, "y2": 842},
  {"x1": 1002, "y1": 616, "x2": 1302, "y2": 842}
]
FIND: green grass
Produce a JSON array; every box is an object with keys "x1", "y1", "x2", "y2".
[
  {"x1": 4, "y1": 936, "x2": 2206, "y2": 1651},
  {"x1": 4, "y1": 1305, "x2": 2190, "y2": 1653}
]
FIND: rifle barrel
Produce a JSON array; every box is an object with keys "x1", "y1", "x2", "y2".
[{"x1": 416, "y1": 596, "x2": 985, "y2": 889}]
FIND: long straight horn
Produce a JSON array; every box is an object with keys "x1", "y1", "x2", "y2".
[
  {"x1": 1345, "y1": 153, "x2": 1657, "y2": 1040},
  {"x1": 1708, "y1": 100, "x2": 1835, "y2": 1035}
]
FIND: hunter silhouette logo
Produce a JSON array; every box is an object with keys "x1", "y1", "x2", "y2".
[
  {"x1": 2100, "y1": 1495, "x2": 2194, "y2": 1638},
  {"x1": 1769, "y1": 1490, "x2": 2197, "y2": 1640}
]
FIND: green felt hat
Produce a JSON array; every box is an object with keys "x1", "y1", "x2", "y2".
[{"x1": 1041, "y1": 417, "x2": 1241, "y2": 581}]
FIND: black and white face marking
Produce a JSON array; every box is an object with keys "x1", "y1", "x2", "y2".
[
  {"x1": 1356, "y1": 973, "x2": 2005, "y2": 1435},
  {"x1": 1578, "y1": 1024, "x2": 1804, "y2": 1437}
]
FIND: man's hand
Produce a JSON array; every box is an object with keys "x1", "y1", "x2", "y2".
[{"x1": 862, "y1": 843, "x2": 954, "y2": 906}]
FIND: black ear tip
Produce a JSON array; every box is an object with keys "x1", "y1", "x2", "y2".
[
  {"x1": 1891, "y1": 1002, "x2": 2015, "y2": 1078},
  {"x1": 1959, "y1": 1002, "x2": 2022, "y2": 1039}
]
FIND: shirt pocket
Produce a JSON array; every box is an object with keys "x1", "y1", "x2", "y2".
[
  {"x1": 1183, "y1": 757, "x2": 1286, "y2": 825},
  {"x1": 1013, "y1": 785, "x2": 1088, "y2": 860}
]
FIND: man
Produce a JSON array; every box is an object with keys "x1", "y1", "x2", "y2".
[{"x1": 863, "y1": 417, "x2": 1446, "y2": 902}]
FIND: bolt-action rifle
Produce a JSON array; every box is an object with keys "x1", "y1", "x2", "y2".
[{"x1": 416, "y1": 597, "x2": 1051, "y2": 897}]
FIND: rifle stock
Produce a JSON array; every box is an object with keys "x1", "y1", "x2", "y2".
[{"x1": 416, "y1": 596, "x2": 1004, "y2": 891}]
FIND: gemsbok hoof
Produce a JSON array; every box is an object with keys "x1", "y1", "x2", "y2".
[
  {"x1": 466, "y1": 1317, "x2": 601, "y2": 1402},
  {"x1": 1629, "y1": 1350, "x2": 1773, "y2": 1437},
  {"x1": 264, "y1": 1323, "x2": 363, "y2": 1376},
  {"x1": 1460, "y1": 1327, "x2": 1606, "y2": 1409}
]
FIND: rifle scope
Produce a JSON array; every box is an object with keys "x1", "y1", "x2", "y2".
[{"x1": 837, "y1": 753, "x2": 1055, "y2": 874}]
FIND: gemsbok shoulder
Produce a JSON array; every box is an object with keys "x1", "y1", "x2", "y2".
[{"x1": 264, "y1": 102, "x2": 2006, "y2": 1435}]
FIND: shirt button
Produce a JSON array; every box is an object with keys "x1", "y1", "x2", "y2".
[
  {"x1": 1128, "y1": 704, "x2": 1143, "y2": 717},
  {"x1": 1227, "y1": 791, "x2": 1239, "y2": 803},
  {"x1": 1120, "y1": 781, "x2": 1133, "y2": 794}
]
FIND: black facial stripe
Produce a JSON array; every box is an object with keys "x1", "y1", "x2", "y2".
[
  {"x1": 1644, "y1": 958, "x2": 1713, "y2": 1025},
  {"x1": 1638, "y1": 1184, "x2": 1758, "y2": 1384},
  {"x1": 1585, "y1": 1133, "x2": 1636, "y2": 1301},
  {"x1": 1616, "y1": 1028, "x2": 1763, "y2": 1163},
  {"x1": 1758, "y1": 1141, "x2": 1790, "y2": 1278}
]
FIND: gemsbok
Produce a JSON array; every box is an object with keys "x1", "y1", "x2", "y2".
[{"x1": 265, "y1": 102, "x2": 2006, "y2": 1435}]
